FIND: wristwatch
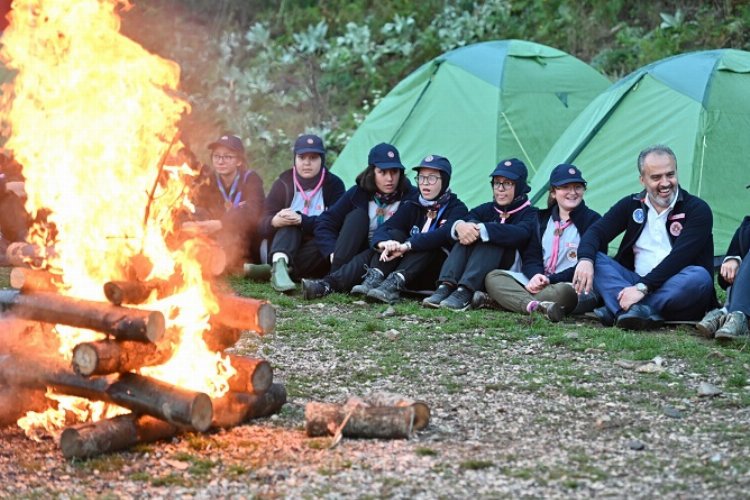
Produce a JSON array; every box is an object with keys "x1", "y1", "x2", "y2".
[{"x1": 635, "y1": 282, "x2": 649, "y2": 295}]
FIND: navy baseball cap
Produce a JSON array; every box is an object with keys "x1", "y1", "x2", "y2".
[
  {"x1": 489, "y1": 158, "x2": 528, "y2": 180},
  {"x1": 368, "y1": 143, "x2": 404, "y2": 170},
  {"x1": 549, "y1": 163, "x2": 586, "y2": 187},
  {"x1": 208, "y1": 134, "x2": 244, "y2": 154},
  {"x1": 412, "y1": 154, "x2": 452, "y2": 178},
  {"x1": 293, "y1": 134, "x2": 326, "y2": 155}
]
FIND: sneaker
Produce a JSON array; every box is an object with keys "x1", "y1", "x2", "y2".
[
  {"x1": 471, "y1": 290, "x2": 499, "y2": 310},
  {"x1": 366, "y1": 272, "x2": 405, "y2": 304},
  {"x1": 615, "y1": 304, "x2": 664, "y2": 331},
  {"x1": 423, "y1": 283, "x2": 455, "y2": 308},
  {"x1": 439, "y1": 286, "x2": 473, "y2": 311},
  {"x1": 536, "y1": 301, "x2": 564, "y2": 322},
  {"x1": 696, "y1": 308, "x2": 726, "y2": 338},
  {"x1": 715, "y1": 311, "x2": 749, "y2": 340},
  {"x1": 593, "y1": 306, "x2": 615, "y2": 327},
  {"x1": 271, "y1": 259, "x2": 296, "y2": 293},
  {"x1": 302, "y1": 278, "x2": 332, "y2": 300},
  {"x1": 350, "y1": 267, "x2": 385, "y2": 296}
]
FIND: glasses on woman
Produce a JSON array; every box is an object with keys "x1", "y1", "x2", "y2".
[
  {"x1": 491, "y1": 179, "x2": 515, "y2": 191},
  {"x1": 556, "y1": 184, "x2": 585, "y2": 193},
  {"x1": 416, "y1": 174, "x2": 440, "y2": 185},
  {"x1": 212, "y1": 154, "x2": 237, "y2": 163}
]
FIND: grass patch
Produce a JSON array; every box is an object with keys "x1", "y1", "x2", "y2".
[
  {"x1": 565, "y1": 386, "x2": 597, "y2": 398},
  {"x1": 415, "y1": 447, "x2": 438, "y2": 456},
  {"x1": 460, "y1": 459, "x2": 494, "y2": 470}
]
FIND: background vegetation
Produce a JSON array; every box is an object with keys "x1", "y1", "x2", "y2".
[{"x1": 122, "y1": 0, "x2": 750, "y2": 185}]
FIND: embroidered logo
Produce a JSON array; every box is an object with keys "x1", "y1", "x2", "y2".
[
  {"x1": 670, "y1": 221, "x2": 683, "y2": 237},
  {"x1": 425, "y1": 155, "x2": 434, "y2": 162},
  {"x1": 668, "y1": 212, "x2": 685, "y2": 221},
  {"x1": 410, "y1": 225, "x2": 420, "y2": 236},
  {"x1": 306, "y1": 138, "x2": 314, "y2": 144},
  {"x1": 504, "y1": 160, "x2": 512, "y2": 166},
  {"x1": 568, "y1": 167, "x2": 576, "y2": 175},
  {"x1": 633, "y1": 208, "x2": 645, "y2": 224},
  {"x1": 387, "y1": 151, "x2": 395, "y2": 158},
  {"x1": 566, "y1": 248, "x2": 578, "y2": 262},
  {"x1": 221, "y1": 135, "x2": 229, "y2": 140}
]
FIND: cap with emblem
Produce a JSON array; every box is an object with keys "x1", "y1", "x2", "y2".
[
  {"x1": 368, "y1": 143, "x2": 404, "y2": 170},
  {"x1": 489, "y1": 158, "x2": 530, "y2": 194},
  {"x1": 549, "y1": 163, "x2": 587, "y2": 187},
  {"x1": 293, "y1": 134, "x2": 326, "y2": 155},
  {"x1": 412, "y1": 154, "x2": 452, "y2": 178},
  {"x1": 208, "y1": 134, "x2": 245, "y2": 154}
]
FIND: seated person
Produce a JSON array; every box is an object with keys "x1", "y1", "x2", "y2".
[
  {"x1": 357, "y1": 154, "x2": 468, "y2": 304},
  {"x1": 572, "y1": 145, "x2": 715, "y2": 330},
  {"x1": 302, "y1": 143, "x2": 417, "y2": 299},
  {"x1": 422, "y1": 158, "x2": 538, "y2": 311},
  {"x1": 0, "y1": 154, "x2": 30, "y2": 266},
  {"x1": 181, "y1": 134, "x2": 264, "y2": 271},
  {"x1": 482, "y1": 163, "x2": 602, "y2": 321},
  {"x1": 258, "y1": 134, "x2": 345, "y2": 292}
]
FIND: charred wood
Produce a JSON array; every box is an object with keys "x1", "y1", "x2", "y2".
[
  {"x1": 211, "y1": 382, "x2": 286, "y2": 428},
  {"x1": 72, "y1": 339, "x2": 174, "y2": 376},
  {"x1": 226, "y1": 355, "x2": 273, "y2": 394}
]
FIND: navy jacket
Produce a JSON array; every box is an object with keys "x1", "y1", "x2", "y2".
[
  {"x1": 314, "y1": 183, "x2": 419, "y2": 257},
  {"x1": 719, "y1": 216, "x2": 750, "y2": 290},
  {"x1": 259, "y1": 168, "x2": 345, "y2": 239},
  {"x1": 578, "y1": 187, "x2": 714, "y2": 291},
  {"x1": 372, "y1": 193, "x2": 468, "y2": 252}
]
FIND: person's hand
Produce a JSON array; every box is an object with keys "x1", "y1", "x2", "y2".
[
  {"x1": 618, "y1": 285, "x2": 645, "y2": 311},
  {"x1": 455, "y1": 221, "x2": 480, "y2": 245},
  {"x1": 272, "y1": 209, "x2": 301, "y2": 227},
  {"x1": 572, "y1": 260, "x2": 594, "y2": 294},
  {"x1": 525, "y1": 274, "x2": 549, "y2": 294},
  {"x1": 721, "y1": 258, "x2": 740, "y2": 284}
]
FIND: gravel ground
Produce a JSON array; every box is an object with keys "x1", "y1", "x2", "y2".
[{"x1": 1, "y1": 300, "x2": 750, "y2": 499}]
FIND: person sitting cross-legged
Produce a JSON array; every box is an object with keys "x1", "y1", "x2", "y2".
[
  {"x1": 422, "y1": 158, "x2": 538, "y2": 311},
  {"x1": 572, "y1": 145, "x2": 716, "y2": 330}
]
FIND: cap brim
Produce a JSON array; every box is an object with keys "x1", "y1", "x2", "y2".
[
  {"x1": 208, "y1": 141, "x2": 243, "y2": 152},
  {"x1": 295, "y1": 147, "x2": 324, "y2": 155},
  {"x1": 374, "y1": 162, "x2": 404, "y2": 169},
  {"x1": 490, "y1": 169, "x2": 521, "y2": 180},
  {"x1": 551, "y1": 178, "x2": 587, "y2": 186}
]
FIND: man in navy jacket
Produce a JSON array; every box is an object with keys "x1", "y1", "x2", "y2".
[{"x1": 572, "y1": 145, "x2": 715, "y2": 330}]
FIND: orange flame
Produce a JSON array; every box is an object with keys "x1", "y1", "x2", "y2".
[{"x1": 0, "y1": 0, "x2": 233, "y2": 438}]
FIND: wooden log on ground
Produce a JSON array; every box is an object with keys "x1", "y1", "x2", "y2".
[
  {"x1": 10, "y1": 267, "x2": 60, "y2": 293},
  {"x1": 203, "y1": 324, "x2": 242, "y2": 352},
  {"x1": 0, "y1": 386, "x2": 49, "y2": 427},
  {"x1": 226, "y1": 355, "x2": 272, "y2": 394},
  {"x1": 191, "y1": 240, "x2": 227, "y2": 277},
  {"x1": 211, "y1": 382, "x2": 287, "y2": 428},
  {"x1": 0, "y1": 290, "x2": 165, "y2": 343},
  {"x1": 102, "y1": 279, "x2": 171, "y2": 306},
  {"x1": 60, "y1": 414, "x2": 178, "y2": 459},
  {"x1": 72, "y1": 339, "x2": 174, "y2": 376},
  {"x1": 214, "y1": 293, "x2": 275, "y2": 334},
  {"x1": 364, "y1": 392, "x2": 430, "y2": 431},
  {"x1": 305, "y1": 402, "x2": 414, "y2": 439}
]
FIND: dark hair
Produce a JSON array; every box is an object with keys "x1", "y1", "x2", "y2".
[
  {"x1": 355, "y1": 164, "x2": 409, "y2": 195},
  {"x1": 637, "y1": 145, "x2": 677, "y2": 174}
]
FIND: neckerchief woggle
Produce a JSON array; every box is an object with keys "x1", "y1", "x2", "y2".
[
  {"x1": 494, "y1": 199, "x2": 530, "y2": 223},
  {"x1": 292, "y1": 167, "x2": 327, "y2": 215},
  {"x1": 216, "y1": 171, "x2": 242, "y2": 210}
]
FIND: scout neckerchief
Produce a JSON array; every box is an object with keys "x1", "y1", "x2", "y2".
[
  {"x1": 216, "y1": 171, "x2": 242, "y2": 210},
  {"x1": 418, "y1": 190, "x2": 452, "y2": 233},
  {"x1": 292, "y1": 167, "x2": 327, "y2": 215},
  {"x1": 545, "y1": 205, "x2": 573, "y2": 274},
  {"x1": 494, "y1": 198, "x2": 530, "y2": 224},
  {"x1": 373, "y1": 190, "x2": 400, "y2": 226}
]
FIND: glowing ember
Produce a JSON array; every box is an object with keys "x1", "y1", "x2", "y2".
[{"x1": 0, "y1": 0, "x2": 234, "y2": 438}]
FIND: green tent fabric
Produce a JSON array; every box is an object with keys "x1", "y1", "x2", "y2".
[
  {"x1": 332, "y1": 40, "x2": 610, "y2": 208},
  {"x1": 529, "y1": 49, "x2": 750, "y2": 256}
]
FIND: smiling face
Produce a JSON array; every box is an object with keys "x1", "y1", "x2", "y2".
[
  {"x1": 211, "y1": 145, "x2": 242, "y2": 179},
  {"x1": 552, "y1": 183, "x2": 585, "y2": 214},
  {"x1": 416, "y1": 167, "x2": 443, "y2": 201},
  {"x1": 295, "y1": 153, "x2": 323, "y2": 179},
  {"x1": 492, "y1": 176, "x2": 516, "y2": 206},
  {"x1": 374, "y1": 167, "x2": 401, "y2": 194},
  {"x1": 640, "y1": 152, "x2": 677, "y2": 211}
]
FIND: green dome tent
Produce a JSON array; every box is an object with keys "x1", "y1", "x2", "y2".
[
  {"x1": 332, "y1": 40, "x2": 610, "y2": 208},
  {"x1": 529, "y1": 49, "x2": 750, "y2": 255}
]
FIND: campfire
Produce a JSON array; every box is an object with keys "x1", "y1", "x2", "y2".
[{"x1": 0, "y1": 0, "x2": 284, "y2": 458}]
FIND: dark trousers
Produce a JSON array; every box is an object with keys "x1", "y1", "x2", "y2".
[
  {"x1": 727, "y1": 251, "x2": 750, "y2": 316},
  {"x1": 373, "y1": 228, "x2": 448, "y2": 289},
  {"x1": 331, "y1": 208, "x2": 370, "y2": 273},
  {"x1": 439, "y1": 241, "x2": 507, "y2": 292},
  {"x1": 270, "y1": 226, "x2": 329, "y2": 280},
  {"x1": 593, "y1": 252, "x2": 713, "y2": 320}
]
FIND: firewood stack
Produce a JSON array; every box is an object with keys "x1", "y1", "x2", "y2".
[{"x1": 0, "y1": 267, "x2": 285, "y2": 459}]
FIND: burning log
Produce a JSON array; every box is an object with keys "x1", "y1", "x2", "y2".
[
  {"x1": 71, "y1": 339, "x2": 173, "y2": 376},
  {"x1": 215, "y1": 293, "x2": 275, "y2": 334},
  {"x1": 203, "y1": 324, "x2": 242, "y2": 352},
  {"x1": 226, "y1": 355, "x2": 273, "y2": 394},
  {"x1": 212, "y1": 382, "x2": 287, "y2": 428},
  {"x1": 0, "y1": 290, "x2": 165, "y2": 343},
  {"x1": 305, "y1": 401, "x2": 414, "y2": 439},
  {"x1": 0, "y1": 387, "x2": 49, "y2": 427},
  {"x1": 5, "y1": 242, "x2": 47, "y2": 268},
  {"x1": 192, "y1": 240, "x2": 227, "y2": 277},
  {"x1": 10, "y1": 267, "x2": 60, "y2": 293},
  {"x1": 60, "y1": 414, "x2": 177, "y2": 459},
  {"x1": 365, "y1": 392, "x2": 430, "y2": 431},
  {"x1": 102, "y1": 279, "x2": 171, "y2": 306}
]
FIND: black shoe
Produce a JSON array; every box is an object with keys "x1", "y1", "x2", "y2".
[
  {"x1": 367, "y1": 272, "x2": 405, "y2": 304},
  {"x1": 440, "y1": 286, "x2": 473, "y2": 311},
  {"x1": 615, "y1": 304, "x2": 664, "y2": 331},
  {"x1": 471, "y1": 290, "x2": 499, "y2": 310},
  {"x1": 302, "y1": 278, "x2": 332, "y2": 300},
  {"x1": 593, "y1": 306, "x2": 615, "y2": 327},
  {"x1": 423, "y1": 283, "x2": 455, "y2": 308},
  {"x1": 350, "y1": 267, "x2": 385, "y2": 296}
]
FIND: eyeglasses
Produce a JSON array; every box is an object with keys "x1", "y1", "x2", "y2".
[
  {"x1": 555, "y1": 184, "x2": 585, "y2": 193},
  {"x1": 491, "y1": 180, "x2": 515, "y2": 191},
  {"x1": 212, "y1": 154, "x2": 237, "y2": 163},
  {"x1": 416, "y1": 174, "x2": 440, "y2": 185}
]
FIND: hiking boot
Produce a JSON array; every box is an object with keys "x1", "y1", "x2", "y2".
[
  {"x1": 715, "y1": 311, "x2": 749, "y2": 340},
  {"x1": 367, "y1": 272, "x2": 405, "y2": 304},
  {"x1": 423, "y1": 283, "x2": 455, "y2": 308},
  {"x1": 572, "y1": 290, "x2": 600, "y2": 315},
  {"x1": 271, "y1": 259, "x2": 296, "y2": 293},
  {"x1": 440, "y1": 286, "x2": 473, "y2": 311},
  {"x1": 528, "y1": 300, "x2": 564, "y2": 322},
  {"x1": 593, "y1": 306, "x2": 615, "y2": 327},
  {"x1": 615, "y1": 304, "x2": 664, "y2": 331},
  {"x1": 471, "y1": 290, "x2": 499, "y2": 310},
  {"x1": 302, "y1": 278, "x2": 332, "y2": 300},
  {"x1": 350, "y1": 267, "x2": 384, "y2": 296},
  {"x1": 696, "y1": 308, "x2": 726, "y2": 339},
  {"x1": 243, "y1": 263, "x2": 272, "y2": 281}
]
